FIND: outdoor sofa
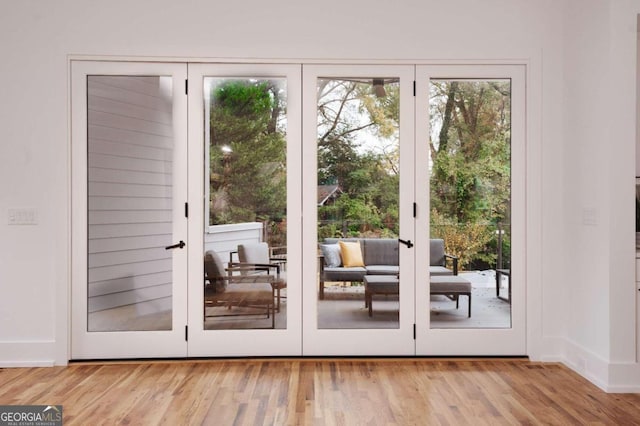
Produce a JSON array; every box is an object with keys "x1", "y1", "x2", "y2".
[{"x1": 318, "y1": 237, "x2": 458, "y2": 299}]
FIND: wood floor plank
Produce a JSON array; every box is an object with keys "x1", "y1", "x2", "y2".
[{"x1": 1, "y1": 359, "x2": 640, "y2": 425}]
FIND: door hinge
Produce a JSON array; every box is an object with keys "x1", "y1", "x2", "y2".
[
  {"x1": 413, "y1": 202, "x2": 417, "y2": 218},
  {"x1": 185, "y1": 79, "x2": 188, "y2": 95},
  {"x1": 413, "y1": 323, "x2": 416, "y2": 340},
  {"x1": 185, "y1": 202, "x2": 189, "y2": 218},
  {"x1": 413, "y1": 81, "x2": 416, "y2": 96},
  {"x1": 185, "y1": 325, "x2": 188, "y2": 341}
]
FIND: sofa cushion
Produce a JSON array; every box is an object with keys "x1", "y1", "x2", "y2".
[
  {"x1": 204, "y1": 250, "x2": 227, "y2": 293},
  {"x1": 365, "y1": 265, "x2": 400, "y2": 275},
  {"x1": 339, "y1": 241, "x2": 365, "y2": 267},
  {"x1": 325, "y1": 237, "x2": 359, "y2": 245},
  {"x1": 364, "y1": 275, "x2": 400, "y2": 293},
  {"x1": 430, "y1": 239, "x2": 446, "y2": 266},
  {"x1": 320, "y1": 244, "x2": 342, "y2": 267},
  {"x1": 363, "y1": 239, "x2": 399, "y2": 266},
  {"x1": 430, "y1": 275, "x2": 471, "y2": 293},
  {"x1": 430, "y1": 265, "x2": 453, "y2": 276},
  {"x1": 322, "y1": 266, "x2": 367, "y2": 282},
  {"x1": 238, "y1": 242, "x2": 270, "y2": 264}
]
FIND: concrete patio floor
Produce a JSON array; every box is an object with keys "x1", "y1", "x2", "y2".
[{"x1": 94, "y1": 270, "x2": 511, "y2": 331}]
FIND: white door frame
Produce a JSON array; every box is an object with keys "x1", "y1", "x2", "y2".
[
  {"x1": 186, "y1": 63, "x2": 303, "y2": 357},
  {"x1": 69, "y1": 59, "x2": 531, "y2": 360},
  {"x1": 414, "y1": 64, "x2": 527, "y2": 355},
  {"x1": 70, "y1": 61, "x2": 189, "y2": 359},
  {"x1": 301, "y1": 64, "x2": 416, "y2": 356}
]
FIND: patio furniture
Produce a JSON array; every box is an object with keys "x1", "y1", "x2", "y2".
[
  {"x1": 204, "y1": 250, "x2": 277, "y2": 328},
  {"x1": 319, "y1": 238, "x2": 399, "y2": 299},
  {"x1": 230, "y1": 242, "x2": 287, "y2": 312},
  {"x1": 430, "y1": 275, "x2": 472, "y2": 317},
  {"x1": 496, "y1": 268, "x2": 511, "y2": 303},
  {"x1": 429, "y1": 239, "x2": 458, "y2": 276},
  {"x1": 364, "y1": 275, "x2": 399, "y2": 317},
  {"x1": 362, "y1": 274, "x2": 472, "y2": 318},
  {"x1": 318, "y1": 238, "x2": 458, "y2": 299},
  {"x1": 230, "y1": 242, "x2": 286, "y2": 273}
]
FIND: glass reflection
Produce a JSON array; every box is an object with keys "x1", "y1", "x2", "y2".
[
  {"x1": 315, "y1": 77, "x2": 401, "y2": 329},
  {"x1": 203, "y1": 77, "x2": 288, "y2": 330},
  {"x1": 428, "y1": 79, "x2": 512, "y2": 329},
  {"x1": 87, "y1": 75, "x2": 174, "y2": 332}
]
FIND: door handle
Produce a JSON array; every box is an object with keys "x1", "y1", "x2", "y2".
[
  {"x1": 398, "y1": 238, "x2": 413, "y2": 248},
  {"x1": 165, "y1": 240, "x2": 186, "y2": 250}
]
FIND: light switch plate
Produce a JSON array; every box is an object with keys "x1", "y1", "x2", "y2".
[{"x1": 8, "y1": 208, "x2": 38, "y2": 225}]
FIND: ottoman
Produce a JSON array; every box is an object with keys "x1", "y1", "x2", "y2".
[
  {"x1": 430, "y1": 275, "x2": 472, "y2": 317},
  {"x1": 363, "y1": 275, "x2": 399, "y2": 317}
]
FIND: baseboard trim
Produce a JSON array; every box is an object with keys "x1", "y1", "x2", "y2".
[
  {"x1": 3, "y1": 337, "x2": 640, "y2": 392},
  {"x1": 540, "y1": 337, "x2": 640, "y2": 392},
  {"x1": 607, "y1": 362, "x2": 640, "y2": 393},
  {"x1": 559, "y1": 350, "x2": 609, "y2": 391},
  {"x1": 0, "y1": 341, "x2": 56, "y2": 368}
]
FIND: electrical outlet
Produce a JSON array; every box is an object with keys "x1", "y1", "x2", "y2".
[
  {"x1": 582, "y1": 208, "x2": 597, "y2": 226},
  {"x1": 8, "y1": 208, "x2": 38, "y2": 225}
]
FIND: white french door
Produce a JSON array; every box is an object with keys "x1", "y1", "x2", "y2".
[
  {"x1": 71, "y1": 60, "x2": 526, "y2": 360},
  {"x1": 71, "y1": 61, "x2": 189, "y2": 359},
  {"x1": 414, "y1": 65, "x2": 526, "y2": 355},
  {"x1": 301, "y1": 65, "x2": 416, "y2": 355},
  {"x1": 186, "y1": 64, "x2": 303, "y2": 356}
]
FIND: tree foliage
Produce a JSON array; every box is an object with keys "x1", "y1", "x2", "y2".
[
  {"x1": 429, "y1": 80, "x2": 511, "y2": 269},
  {"x1": 207, "y1": 77, "x2": 512, "y2": 270},
  {"x1": 209, "y1": 80, "x2": 286, "y2": 227},
  {"x1": 316, "y1": 79, "x2": 400, "y2": 238}
]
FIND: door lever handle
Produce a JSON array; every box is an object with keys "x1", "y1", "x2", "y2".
[
  {"x1": 398, "y1": 238, "x2": 413, "y2": 248},
  {"x1": 165, "y1": 240, "x2": 186, "y2": 250}
]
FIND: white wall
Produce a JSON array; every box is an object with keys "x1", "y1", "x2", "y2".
[
  {"x1": 606, "y1": 0, "x2": 640, "y2": 388},
  {"x1": 0, "y1": 0, "x2": 637, "y2": 390},
  {"x1": 556, "y1": 0, "x2": 639, "y2": 390},
  {"x1": 561, "y1": 0, "x2": 613, "y2": 377}
]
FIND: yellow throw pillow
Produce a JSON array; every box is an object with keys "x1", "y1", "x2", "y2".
[{"x1": 339, "y1": 241, "x2": 365, "y2": 267}]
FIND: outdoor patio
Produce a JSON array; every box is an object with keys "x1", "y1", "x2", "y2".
[
  {"x1": 201, "y1": 270, "x2": 511, "y2": 330},
  {"x1": 93, "y1": 270, "x2": 510, "y2": 332},
  {"x1": 318, "y1": 270, "x2": 511, "y2": 329}
]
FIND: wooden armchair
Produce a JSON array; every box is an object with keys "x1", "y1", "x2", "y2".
[
  {"x1": 204, "y1": 250, "x2": 276, "y2": 328},
  {"x1": 229, "y1": 242, "x2": 287, "y2": 312}
]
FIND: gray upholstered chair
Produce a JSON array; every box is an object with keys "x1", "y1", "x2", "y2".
[
  {"x1": 237, "y1": 243, "x2": 285, "y2": 272},
  {"x1": 232, "y1": 242, "x2": 286, "y2": 312},
  {"x1": 204, "y1": 250, "x2": 276, "y2": 328},
  {"x1": 429, "y1": 238, "x2": 458, "y2": 276}
]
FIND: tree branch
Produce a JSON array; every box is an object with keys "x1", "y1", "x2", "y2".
[{"x1": 318, "y1": 84, "x2": 358, "y2": 143}]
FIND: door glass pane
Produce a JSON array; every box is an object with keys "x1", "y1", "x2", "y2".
[
  {"x1": 203, "y1": 77, "x2": 288, "y2": 330},
  {"x1": 428, "y1": 79, "x2": 512, "y2": 329},
  {"x1": 87, "y1": 75, "x2": 174, "y2": 332},
  {"x1": 316, "y1": 77, "x2": 400, "y2": 329}
]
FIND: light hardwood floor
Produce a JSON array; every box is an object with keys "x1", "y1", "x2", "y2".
[{"x1": 1, "y1": 358, "x2": 639, "y2": 425}]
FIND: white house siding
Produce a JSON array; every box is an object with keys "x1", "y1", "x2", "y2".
[
  {"x1": 87, "y1": 76, "x2": 174, "y2": 319},
  {"x1": 204, "y1": 222, "x2": 263, "y2": 265}
]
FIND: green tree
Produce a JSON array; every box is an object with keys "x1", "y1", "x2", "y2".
[
  {"x1": 429, "y1": 80, "x2": 511, "y2": 269},
  {"x1": 209, "y1": 80, "x2": 287, "y2": 226},
  {"x1": 316, "y1": 79, "x2": 400, "y2": 237}
]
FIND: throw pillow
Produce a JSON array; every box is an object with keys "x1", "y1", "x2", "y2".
[
  {"x1": 204, "y1": 250, "x2": 227, "y2": 293},
  {"x1": 321, "y1": 244, "x2": 342, "y2": 267},
  {"x1": 339, "y1": 241, "x2": 365, "y2": 267}
]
